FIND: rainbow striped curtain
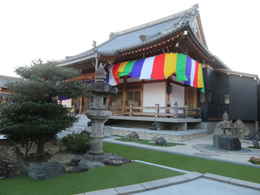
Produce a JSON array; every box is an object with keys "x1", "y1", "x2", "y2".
[{"x1": 108, "y1": 53, "x2": 205, "y2": 92}]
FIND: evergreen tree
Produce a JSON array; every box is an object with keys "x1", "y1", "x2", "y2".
[{"x1": 0, "y1": 60, "x2": 86, "y2": 158}]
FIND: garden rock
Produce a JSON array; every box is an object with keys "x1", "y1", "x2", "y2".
[
  {"x1": 84, "y1": 153, "x2": 131, "y2": 166},
  {"x1": 126, "y1": 131, "x2": 139, "y2": 140},
  {"x1": 26, "y1": 162, "x2": 65, "y2": 180},
  {"x1": 69, "y1": 157, "x2": 81, "y2": 166},
  {"x1": 65, "y1": 165, "x2": 88, "y2": 173},
  {"x1": 213, "y1": 135, "x2": 241, "y2": 151},
  {"x1": 154, "y1": 137, "x2": 167, "y2": 146},
  {"x1": 0, "y1": 159, "x2": 20, "y2": 178},
  {"x1": 78, "y1": 159, "x2": 104, "y2": 170}
]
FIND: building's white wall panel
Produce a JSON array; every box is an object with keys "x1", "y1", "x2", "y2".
[{"x1": 143, "y1": 82, "x2": 166, "y2": 112}]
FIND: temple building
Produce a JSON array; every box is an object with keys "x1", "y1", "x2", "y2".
[{"x1": 58, "y1": 5, "x2": 259, "y2": 133}]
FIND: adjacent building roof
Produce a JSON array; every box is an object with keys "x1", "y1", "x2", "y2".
[
  {"x1": 217, "y1": 69, "x2": 259, "y2": 80},
  {"x1": 59, "y1": 4, "x2": 205, "y2": 66},
  {"x1": 0, "y1": 75, "x2": 20, "y2": 88}
]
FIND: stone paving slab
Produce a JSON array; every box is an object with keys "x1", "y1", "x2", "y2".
[
  {"x1": 114, "y1": 184, "x2": 145, "y2": 194},
  {"x1": 204, "y1": 173, "x2": 233, "y2": 183},
  {"x1": 140, "y1": 176, "x2": 179, "y2": 190},
  {"x1": 84, "y1": 188, "x2": 118, "y2": 195},
  {"x1": 230, "y1": 178, "x2": 260, "y2": 190},
  {"x1": 182, "y1": 172, "x2": 203, "y2": 180},
  {"x1": 204, "y1": 173, "x2": 260, "y2": 190}
]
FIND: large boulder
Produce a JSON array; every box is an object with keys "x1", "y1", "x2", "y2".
[
  {"x1": 26, "y1": 162, "x2": 65, "y2": 180},
  {"x1": 213, "y1": 135, "x2": 241, "y2": 151},
  {"x1": 126, "y1": 131, "x2": 139, "y2": 140}
]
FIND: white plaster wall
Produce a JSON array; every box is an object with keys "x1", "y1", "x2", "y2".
[
  {"x1": 143, "y1": 82, "x2": 166, "y2": 112},
  {"x1": 170, "y1": 83, "x2": 185, "y2": 107}
]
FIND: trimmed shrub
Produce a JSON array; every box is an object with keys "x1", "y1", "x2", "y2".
[{"x1": 61, "y1": 132, "x2": 90, "y2": 154}]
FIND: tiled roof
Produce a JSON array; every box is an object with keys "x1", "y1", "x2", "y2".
[
  {"x1": 60, "y1": 4, "x2": 200, "y2": 66},
  {"x1": 0, "y1": 75, "x2": 20, "y2": 88}
]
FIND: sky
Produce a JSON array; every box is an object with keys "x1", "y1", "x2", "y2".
[{"x1": 0, "y1": 0, "x2": 260, "y2": 77}]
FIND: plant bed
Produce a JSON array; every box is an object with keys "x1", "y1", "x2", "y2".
[{"x1": 116, "y1": 137, "x2": 184, "y2": 147}]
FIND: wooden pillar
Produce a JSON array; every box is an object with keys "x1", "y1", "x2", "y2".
[
  {"x1": 129, "y1": 104, "x2": 133, "y2": 116},
  {"x1": 155, "y1": 104, "x2": 160, "y2": 118},
  {"x1": 255, "y1": 121, "x2": 259, "y2": 134},
  {"x1": 166, "y1": 80, "x2": 171, "y2": 114},
  {"x1": 79, "y1": 96, "x2": 84, "y2": 113},
  {"x1": 122, "y1": 78, "x2": 127, "y2": 113}
]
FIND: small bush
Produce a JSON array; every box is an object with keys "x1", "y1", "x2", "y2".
[
  {"x1": 61, "y1": 132, "x2": 90, "y2": 154},
  {"x1": 249, "y1": 156, "x2": 260, "y2": 165}
]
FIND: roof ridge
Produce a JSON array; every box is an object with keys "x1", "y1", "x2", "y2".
[{"x1": 110, "y1": 4, "x2": 199, "y2": 39}]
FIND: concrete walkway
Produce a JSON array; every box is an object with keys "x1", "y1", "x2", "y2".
[
  {"x1": 105, "y1": 135, "x2": 260, "y2": 166},
  {"x1": 79, "y1": 167, "x2": 260, "y2": 195},
  {"x1": 135, "y1": 178, "x2": 260, "y2": 195}
]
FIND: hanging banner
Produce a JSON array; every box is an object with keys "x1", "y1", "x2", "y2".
[{"x1": 108, "y1": 53, "x2": 205, "y2": 92}]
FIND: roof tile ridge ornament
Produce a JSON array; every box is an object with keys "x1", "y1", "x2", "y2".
[{"x1": 111, "y1": 4, "x2": 200, "y2": 38}]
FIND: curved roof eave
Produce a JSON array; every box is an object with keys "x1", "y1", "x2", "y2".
[{"x1": 57, "y1": 4, "x2": 200, "y2": 66}]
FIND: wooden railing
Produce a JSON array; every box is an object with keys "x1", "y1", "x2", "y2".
[{"x1": 110, "y1": 104, "x2": 201, "y2": 118}]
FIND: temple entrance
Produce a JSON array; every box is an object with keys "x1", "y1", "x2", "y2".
[
  {"x1": 185, "y1": 87, "x2": 198, "y2": 108},
  {"x1": 126, "y1": 88, "x2": 142, "y2": 107}
]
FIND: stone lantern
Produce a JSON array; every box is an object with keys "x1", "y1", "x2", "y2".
[{"x1": 86, "y1": 64, "x2": 117, "y2": 154}]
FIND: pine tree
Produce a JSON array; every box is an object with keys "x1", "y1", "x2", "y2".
[{"x1": 0, "y1": 60, "x2": 86, "y2": 159}]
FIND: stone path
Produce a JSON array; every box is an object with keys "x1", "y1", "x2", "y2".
[
  {"x1": 135, "y1": 178, "x2": 260, "y2": 195},
  {"x1": 105, "y1": 135, "x2": 260, "y2": 166}
]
